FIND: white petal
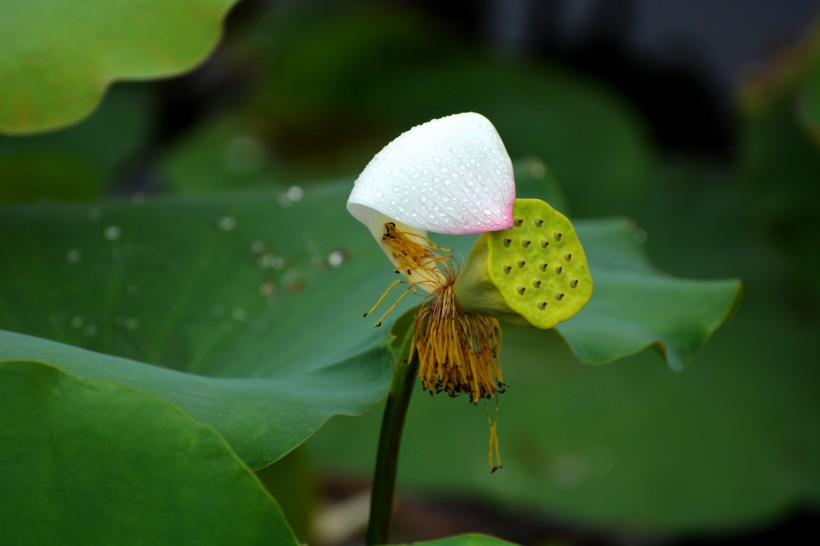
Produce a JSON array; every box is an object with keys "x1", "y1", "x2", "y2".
[{"x1": 347, "y1": 112, "x2": 515, "y2": 236}]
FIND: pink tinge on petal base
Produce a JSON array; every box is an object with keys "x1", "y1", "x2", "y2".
[{"x1": 347, "y1": 112, "x2": 516, "y2": 236}]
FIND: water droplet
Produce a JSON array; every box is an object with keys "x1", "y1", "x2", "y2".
[
  {"x1": 258, "y1": 281, "x2": 277, "y2": 298},
  {"x1": 250, "y1": 240, "x2": 266, "y2": 254},
  {"x1": 286, "y1": 186, "x2": 304, "y2": 202},
  {"x1": 103, "y1": 225, "x2": 121, "y2": 241},
  {"x1": 257, "y1": 254, "x2": 274, "y2": 268},
  {"x1": 281, "y1": 269, "x2": 306, "y2": 293},
  {"x1": 270, "y1": 256, "x2": 286, "y2": 270},
  {"x1": 65, "y1": 249, "x2": 82, "y2": 263},
  {"x1": 278, "y1": 186, "x2": 305, "y2": 206},
  {"x1": 123, "y1": 317, "x2": 140, "y2": 331},
  {"x1": 217, "y1": 216, "x2": 236, "y2": 232},
  {"x1": 70, "y1": 316, "x2": 85, "y2": 329},
  {"x1": 83, "y1": 324, "x2": 99, "y2": 337},
  {"x1": 231, "y1": 308, "x2": 247, "y2": 321},
  {"x1": 327, "y1": 250, "x2": 346, "y2": 268},
  {"x1": 527, "y1": 160, "x2": 547, "y2": 178}
]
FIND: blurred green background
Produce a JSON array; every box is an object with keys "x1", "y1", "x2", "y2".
[{"x1": 1, "y1": 1, "x2": 819, "y2": 545}]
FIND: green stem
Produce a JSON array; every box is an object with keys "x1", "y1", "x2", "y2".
[{"x1": 366, "y1": 350, "x2": 419, "y2": 545}]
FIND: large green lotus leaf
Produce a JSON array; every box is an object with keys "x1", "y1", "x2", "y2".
[
  {"x1": 554, "y1": 219, "x2": 740, "y2": 371},
  {"x1": 0, "y1": 360, "x2": 297, "y2": 545},
  {"x1": 1, "y1": 0, "x2": 238, "y2": 134},
  {"x1": 0, "y1": 329, "x2": 389, "y2": 470},
  {"x1": 0, "y1": 176, "x2": 738, "y2": 469},
  {"x1": 0, "y1": 184, "x2": 396, "y2": 469},
  {"x1": 512, "y1": 174, "x2": 740, "y2": 372}
]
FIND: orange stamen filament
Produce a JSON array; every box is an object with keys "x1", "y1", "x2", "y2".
[
  {"x1": 410, "y1": 280, "x2": 504, "y2": 404},
  {"x1": 364, "y1": 279, "x2": 404, "y2": 318},
  {"x1": 366, "y1": 222, "x2": 506, "y2": 472},
  {"x1": 373, "y1": 285, "x2": 413, "y2": 327},
  {"x1": 382, "y1": 222, "x2": 453, "y2": 287},
  {"x1": 487, "y1": 398, "x2": 503, "y2": 473}
]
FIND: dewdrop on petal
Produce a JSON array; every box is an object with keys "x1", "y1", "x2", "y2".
[{"x1": 347, "y1": 112, "x2": 516, "y2": 293}]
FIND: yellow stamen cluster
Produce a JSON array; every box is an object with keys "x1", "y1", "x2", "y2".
[
  {"x1": 373, "y1": 222, "x2": 505, "y2": 472},
  {"x1": 382, "y1": 222, "x2": 450, "y2": 289},
  {"x1": 410, "y1": 280, "x2": 504, "y2": 403}
]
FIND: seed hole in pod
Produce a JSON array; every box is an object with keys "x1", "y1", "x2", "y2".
[
  {"x1": 503, "y1": 265, "x2": 512, "y2": 274},
  {"x1": 516, "y1": 285, "x2": 526, "y2": 295},
  {"x1": 555, "y1": 266, "x2": 563, "y2": 275},
  {"x1": 553, "y1": 231, "x2": 563, "y2": 241},
  {"x1": 503, "y1": 238, "x2": 512, "y2": 247},
  {"x1": 532, "y1": 279, "x2": 542, "y2": 288},
  {"x1": 570, "y1": 278, "x2": 579, "y2": 288},
  {"x1": 537, "y1": 301, "x2": 548, "y2": 310},
  {"x1": 540, "y1": 240, "x2": 549, "y2": 248},
  {"x1": 522, "y1": 239, "x2": 531, "y2": 248},
  {"x1": 517, "y1": 259, "x2": 526, "y2": 268},
  {"x1": 564, "y1": 253, "x2": 572, "y2": 261},
  {"x1": 555, "y1": 292, "x2": 565, "y2": 301},
  {"x1": 514, "y1": 218, "x2": 524, "y2": 227},
  {"x1": 539, "y1": 262, "x2": 548, "y2": 271},
  {"x1": 534, "y1": 218, "x2": 544, "y2": 227}
]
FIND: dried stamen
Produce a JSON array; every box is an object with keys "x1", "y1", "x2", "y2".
[
  {"x1": 366, "y1": 222, "x2": 454, "y2": 324},
  {"x1": 369, "y1": 222, "x2": 506, "y2": 472},
  {"x1": 487, "y1": 398, "x2": 503, "y2": 473},
  {"x1": 410, "y1": 279, "x2": 504, "y2": 404},
  {"x1": 381, "y1": 222, "x2": 453, "y2": 287}
]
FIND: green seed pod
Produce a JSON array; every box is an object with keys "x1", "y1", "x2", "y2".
[{"x1": 454, "y1": 198, "x2": 592, "y2": 328}]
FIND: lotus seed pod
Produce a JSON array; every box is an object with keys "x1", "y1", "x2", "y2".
[{"x1": 454, "y1": 198, "x2": 592, "y2": 328}]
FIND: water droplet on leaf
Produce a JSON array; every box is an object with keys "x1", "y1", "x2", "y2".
[
  {"x1": 327, "y1": 250, "x2": 346, "y2": 268},
  {"x1": 65, "y1": 249, "x2": 82, "y2": 263},
  {"x1": 103, "y1": 225, "x2": 121, "y2": 241},
  {"x1": 217, "y1": 216, "x2": 236, "y2": 232}
]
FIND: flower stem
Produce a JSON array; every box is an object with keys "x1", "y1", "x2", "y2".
[{"x1": 366, "y1": 347, "x2": 418, "y2": 545}]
